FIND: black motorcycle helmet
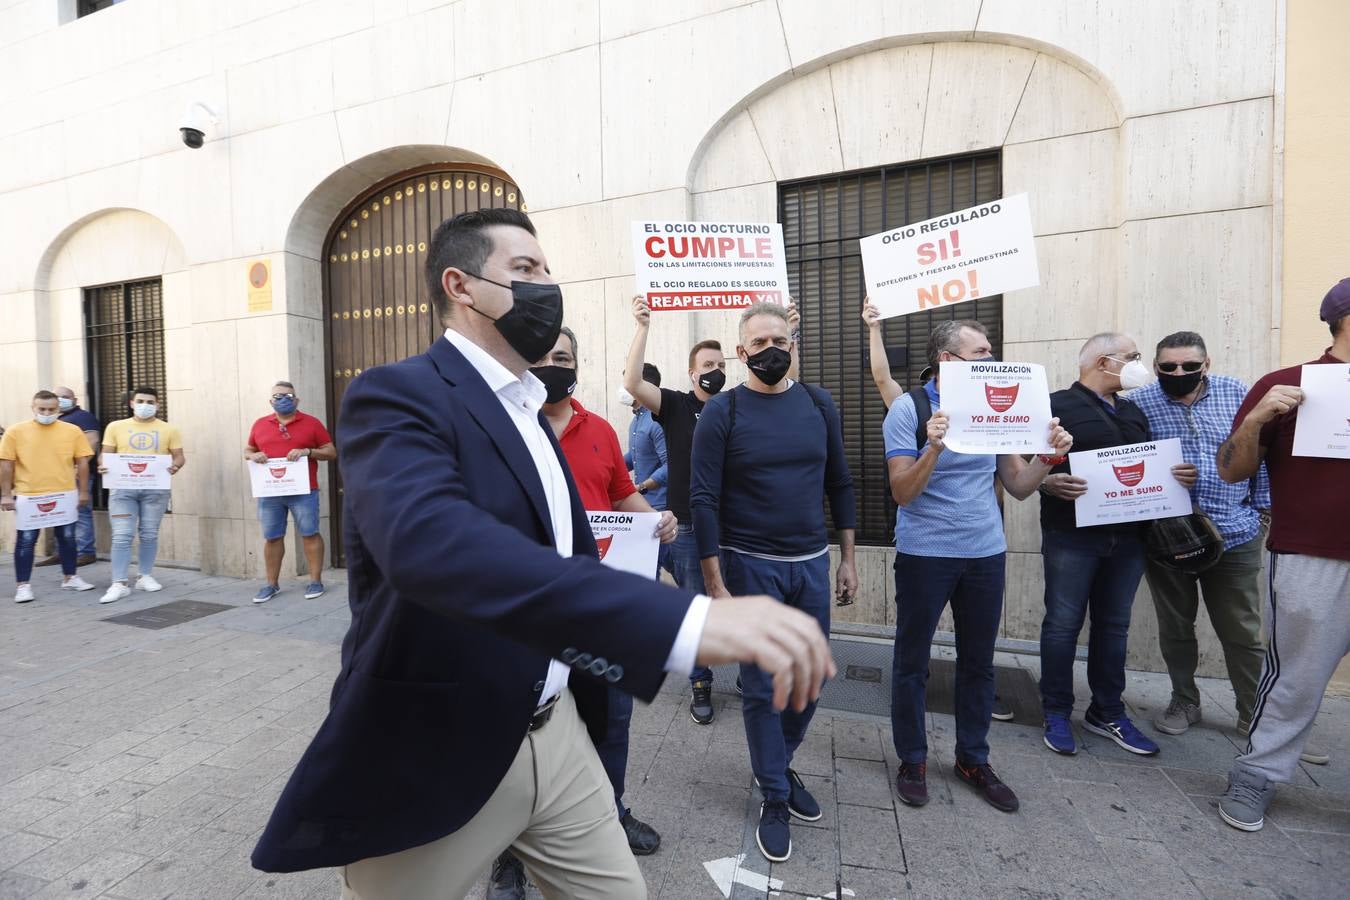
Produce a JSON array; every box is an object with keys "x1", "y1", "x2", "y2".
[{"x1": 1147, "y1": 513, "x2": 1225, "y2": 574}]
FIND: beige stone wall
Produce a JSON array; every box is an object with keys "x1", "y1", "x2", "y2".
[{"x1": 0, "y1": 0, "x2": 1285, "y2": 654}]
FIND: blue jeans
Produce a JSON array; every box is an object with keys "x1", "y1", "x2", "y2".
[
  {"x1": 1039, "y1": 528, "x2": 1147, "y2": 721},
  {"x1": 16, "y1": 523, "x2": 76, "y2": 582},
  {"x1": 595, "y1": 686, "x2": 633, "y2": 818},
  {"x1": 670, "y1": 524, "x2": 712, "y2": 685},
  {"x1": 109, "y1": 489, "x2": 170, "y2": 583},
  {"x1": 75, "y1": 503, "x2": 95, "y2": 557},
  {"x1": 892, "y1": 552, "x2": 1005, "y2": 766},
  {"x1": 257, "y1": 489, "x2": 321, "y2": 540},
  {"x1": 722, "y1": 550, "x2": 831, "y2": 803}
]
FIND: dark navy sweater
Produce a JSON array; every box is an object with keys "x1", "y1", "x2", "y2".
[{"x1": 689, "y1": 383, "x2": 856, "y2": 559}]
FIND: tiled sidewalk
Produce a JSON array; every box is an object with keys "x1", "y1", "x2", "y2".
[{"x1": 1, "y1": 562, "x2": 1346, "y2": 899}]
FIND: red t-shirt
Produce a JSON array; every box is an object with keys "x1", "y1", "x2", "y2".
[
  {"x1": 557, "y1": 399, "x2": 637, "y2": 512},
  {"x1": 1231, "y1": 350, "x2": 1350, "y2": 561},
  {"x1": 247, "y1": 411, "x2": 333, "y2": 490}
]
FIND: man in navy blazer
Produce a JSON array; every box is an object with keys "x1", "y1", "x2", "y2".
[{"x1": 251, "y1": 208, "x2": 835, "y2": 899}]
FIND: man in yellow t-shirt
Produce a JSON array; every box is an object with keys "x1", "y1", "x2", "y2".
[
  {"x1": 0, "y1": 390, "x2": 96, "y2": 602},
  {"x1": 96, "y1": 387, "x2": 185, "y2": 604}
]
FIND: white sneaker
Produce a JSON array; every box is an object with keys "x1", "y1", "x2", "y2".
[
  {"x1": 14, "y1": 585, "x2": 34, "y2": 603},
  {"x1": 100, "y1": 583, "x2": 132, "y2": 605},
  {"x1": 62, "y1": 575, "x2": 96, "y2": 592},
  {"x1": 136, "y1": 574, "x2": 163, "y2": 592}
]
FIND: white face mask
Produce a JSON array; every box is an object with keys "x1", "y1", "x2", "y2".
[
  {"x1": 616, "y1": 387, "x2": 635, "y2": 408},
  {"x1": 1109, "y1": 358, "x2": 1154, "y2": 391},
  {"x1": 35, "y1": 413, "x2": 59, "y2": 425},
  {"x1": 134, "y1": 403, "x2": 157, "y2": 419}
]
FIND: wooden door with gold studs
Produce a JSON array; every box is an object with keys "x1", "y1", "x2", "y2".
[{"x1": 323, "y1": 165, "x2": 526, "y2": 565}]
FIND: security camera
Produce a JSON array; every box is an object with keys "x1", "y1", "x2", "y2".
[{"x1": 180, "y1": 101, "x2": 219, "y2": 149}]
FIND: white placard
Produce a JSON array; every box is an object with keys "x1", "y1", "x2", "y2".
[
  {"x1": 1070, "y1": 438, "x2": 1193, "y2": 527},
  {"x1": 248, "y1": 459, "x2": 310, "y2": 498},
  {"x1": 103, "y1": 453, "x2": 172, "y2": 490},
  {"x1": 631, "y1": 221, "x2": 790, "y2": 312},
  {"x1": 1292, "y1": 363, "x2": 1350, "y2": 459},
  {"x1": 938, "y1": 361, "x2": 1054, "y2": 454},
  {"x1": 860, "y1": 193, "x2": 1039, "y2": 320},
  {"x1": 14, "y1": 491, "x2": 78, "y2": 530},
  {"x1": 588, "y1": 510, "x2": 660, "y2": 578}
]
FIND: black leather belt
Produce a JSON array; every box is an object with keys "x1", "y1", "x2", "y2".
[{"x1": 529, "y1": 695, "x2": 560, "y2": 732}]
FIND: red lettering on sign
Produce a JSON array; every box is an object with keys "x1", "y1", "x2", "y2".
[{"x1": 1112, "y1": 461, "x2": 1146, "y2": 487}]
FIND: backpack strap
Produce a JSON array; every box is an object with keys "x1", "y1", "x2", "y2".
[{"x1": 907, "y1": 385, "x2": 932, "y2": 452}]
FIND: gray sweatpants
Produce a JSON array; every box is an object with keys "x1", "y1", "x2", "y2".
[{"x1": 1234, "y1": 552, "x2": 1350, "y2": 783}]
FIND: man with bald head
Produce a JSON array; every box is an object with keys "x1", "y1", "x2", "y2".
[{"x1": 1036, "y1": 333, "x2": 1197, "y2": 758}]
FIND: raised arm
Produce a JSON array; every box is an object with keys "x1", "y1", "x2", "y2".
[
  {"x1": 623, "y1": 296, "x2": 663, "y2": 414},
  {"x1": 1217, "y1": 384, "x2": 1302, "y2": 483},
  {"x1": 863, "y1": 299, "x2": 903, "y2": 407}
]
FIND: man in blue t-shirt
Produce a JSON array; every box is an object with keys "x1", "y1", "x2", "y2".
[
  {"x1": 622, "y1": 364, "x2": 671, "y2": 577},
  {"x1": 883, "y1": 320, "x2": 1072, "y2": 814},
  {"x1": 690, "y1": 302, "x2": 857, "y2": 864}
]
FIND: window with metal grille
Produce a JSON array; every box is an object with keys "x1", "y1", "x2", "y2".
[
  {"x1": 83, "y1": 279, "x2": 167, "y2": 508},
  {"x1": 779, "y1": 150, "x2": 1003, "y2": 546}
]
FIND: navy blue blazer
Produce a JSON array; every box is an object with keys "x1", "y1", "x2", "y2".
[{"x1": 252, "y1": 337, "x2": 695, "y2": 873}]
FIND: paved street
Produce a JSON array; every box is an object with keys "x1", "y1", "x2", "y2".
[{"x1": 1, "y1": 561, "x2": 1346, "y2": 899}]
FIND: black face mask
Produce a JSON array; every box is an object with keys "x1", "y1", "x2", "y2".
[
  {"x1": 697, "y1": 368, "x2": 726, "y2": 395},
  {"x1": 464, "y1": 275, "x2": 564, "y2": 364},
  {"x1": 529, "y1": 365, "x2": 577, "y2": 405},
  {"x1": 1159, "y1": 370, "x2": 1204, "y2": 398},
  {"x1": 745, "y1": 346, "x2": 792, "y2": 386}
]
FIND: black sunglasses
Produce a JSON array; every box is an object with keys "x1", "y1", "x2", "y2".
[{"x1": 1157, "y1": 361, "x2": 1204, "y2": 374}]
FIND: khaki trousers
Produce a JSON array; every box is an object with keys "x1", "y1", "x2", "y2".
[{"x1": 338, "y1": 689, "x2": 645, "y2": 900}]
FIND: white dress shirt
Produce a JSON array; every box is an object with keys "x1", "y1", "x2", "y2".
[{"x1": 443, "y1": 329, "x2": 709, "y2": 707}]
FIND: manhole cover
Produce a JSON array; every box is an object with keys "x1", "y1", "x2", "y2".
[
  {"x1": 103, "y1": 599, "x2": 235, "y2": 630},
  {"x1": 712, "y1": 636, "x2": 1041, "y2": 721}
]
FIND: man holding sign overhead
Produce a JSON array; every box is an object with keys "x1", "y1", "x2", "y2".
[
  {"x1": 884, "y1": 319, "x2": 1071, "y2": 813},
  {"x1": 1037, "y1": 333, "x2": 1197, "y2": 759},
  {"x1": 96, "y1": 386, "x2": 184, "y2": 604},
  {"x1": 243, "y1": 382, "x2": 336, "y2": 604},
  {"x1": 0, "y1": 390, "x2": 97, "y2": 602},
  {"x1": 1211, "y1": 278, "x2": 1350, "y2": 833}
]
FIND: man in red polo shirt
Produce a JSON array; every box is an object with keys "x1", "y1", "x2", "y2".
[
  {"x1": 1213, "y1": 278, "x2": 1350, "y2": 833},
  {"x1": 243, "y1": 381, "x2": 337, "y2": 604},
  {"x1": 485, "y1": 326, "x2": 677, "y2": 898}
]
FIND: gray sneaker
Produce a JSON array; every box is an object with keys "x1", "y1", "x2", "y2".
[
  {"x1": 1219, "y1": 768, "x2": 1273, "y2": 832},
  {"x1": 1154, "y1": 699, "x2": 1202, "y2": 735}
]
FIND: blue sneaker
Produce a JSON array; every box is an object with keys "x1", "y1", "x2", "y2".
[
  {"x1": 1083, "y1": 710, "x2": 1160, "y2": 756},
  {"x1": 756, "y1": 799, "x2": 791, "y2": 862},
  {"x1": 1043, "y1": 713, "x2": 1077, "y2": 755},
  {"x1": 252, "y1": 584, "x2": 281, "y2": 604},
  {"x1": 303, "y1": 581, "x2": 326, "y2": 600}
]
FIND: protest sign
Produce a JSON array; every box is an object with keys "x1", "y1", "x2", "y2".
[
  {"x1": 14, "y1": 491, "x2": 78, "y2": 530},
  {"x1": 631, "y1": 221, "x2": 790, "y2": 312},
  {"x1": 1070, "y1": 438, "x2": 1192, "y2": 527},
  {"x1": 103, "y1": 453, "x2": 172, "y2": 490},
  {"x1": 860, "y1": 194, "x2": 1039, "y2": 320},
  {"x1": 248, "y1": 459, "x2": 310, "y2": 498},
  {"x1": 1292, "y1": 363, "x2": 1350, "y2": 459},
  {"x1": 587, "y1": 510, "x2": 660, "y2": 579},
  {"x1": 938, "y1": 361, "x2": 1054, "y2": 454}
]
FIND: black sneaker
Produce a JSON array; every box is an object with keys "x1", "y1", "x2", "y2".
[
  {"x1": 785, "y1": 768, "x2": 822, "y2": 821},
  {"x1": 690, "y1": 680, "x2": 714, "y2": 725},
  {"x1": 895, "y1": 761, "x2": 929, "y2": 807},
  {"x1": 991, "y1": 693, "x2": 1014, "y2": 722},
  {"x1": 621, "y1": 810, "x2": 661, "y2": 855},
  {"x1": 953, "y1": 760, "x2": 1020, "y2": 812},
  {"x1": 486, "y1": 850, "x2": 526, "y2": 900},
  {"x1": 756, "y1": 799, "x2": 792, "y2": 862}
]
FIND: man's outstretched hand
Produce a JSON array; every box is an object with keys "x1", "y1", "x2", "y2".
[{"x1": 696, "y1": 595, "x2": 836, "y2": 713}]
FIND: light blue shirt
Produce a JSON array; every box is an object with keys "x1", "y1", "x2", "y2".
[
  {"x1": 624, "y1": 407, "x2": 668, "y2": 510},
  {"x1": 883, "y1": 381, "x2": 1005, "y2": 559}
]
